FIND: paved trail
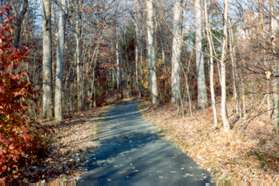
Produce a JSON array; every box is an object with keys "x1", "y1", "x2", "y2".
[{"x1": 78, "y1": 101, "x2": 212, "y2": 186}]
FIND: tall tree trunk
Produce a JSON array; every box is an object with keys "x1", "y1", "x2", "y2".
[
  {"x1": 195, "y1": 0, "x2": 208, "y2": 109},
  {"x1": 220, "y1": 0, "x2": 230, "y2": 131},
  {"x1": 116, "y1": 34, "x2": 121, "y2": 90},
  {"x1": 204, "y1": 0, "x2": 217, "y2": 127},
  {"x1": 134, "y1": 0, "x2": 140, "y2": 96},
  {"x1": 75, "y1": 0, "x2": 82, "y2": 111},
  {"x1": 269, "y1": 0, "x2": 279, "y2": 132},
  {"x1": 171, "y1": 0, "x2": 183, "y2": 104},
  {"x1": 14, "y1": 0, "x2": 28, "y2": 48},
  {"x1": 259, "y1": 0, "x2": 272, "y2": 117},
  {"x1": 42, "y1": 0, "x2": 53, "y2": 119},
  {"x1": 228, "y1": 21, "x2": 241, "y2": 117},
  {"x1": 183, "y1": 50, "x2": 194, "y2": 116},
  {"x1": 54, "y1": 0, "x2": 65, "y2": 122},
  {"x1": 146, "y1": 0, "x2": 158, "y2": 104},
  {"x1": 91, "y1": 44, "x2": 99, "y2": 108}
]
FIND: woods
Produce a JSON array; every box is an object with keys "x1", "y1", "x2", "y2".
[{"x1": 1, "y1": 0, "x2": 279, "y2": 184}]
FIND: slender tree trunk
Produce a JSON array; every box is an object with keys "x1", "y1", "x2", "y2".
[
  {"x1": 204, "y1": 0, "x2": 217, "y2": 127},
  {"x1": 257, "y1": 0, "x2": 272, "y2": 117},
  {"x1": 54, "y1": 0, "x2": 65, "y2": 122},
  {"x1": 135, "y1": 49, "x2": 139, "y2": 92},
  {"x1": 42, "y1": 0, "x2": 53, "y2": 119},
  {"x1": 134, "y1": 0, "x2": 140, "y2": 96},
  {"x1": 161, "y1": 48, "x2": 165, "y2": 64},
  {"x1": 272, "y1": 72, "x2": 279, "y2": 132},
  {"x1": 14, "y1": 0, "x2": 28, "y2": 48},
  {"x1": 116, "y1": 35, "x2": 121, "y2": 90},
  {"x1": 146, "y1": 0, "x2": 158, "y2": 104},
  {"x1": 91, "y1": 45, "x2": 99, "y2": 108},
  {"x1": 228, "y1": 22, "x2": 241, "y2": 117},
  {"x1": 75, "y1": 0, "x2": 82, "y2": 111},
  {"x1": 171, "y1": 0, "x2": 183, "y2": 104},
  {"x1": 183, "y1": 51, "x2": 194, "y2": 116},
  {"x1": 240, "y1": 71, "x2": 246, "y2": 118},
  {"x1": 220, "y1": 0, "x2": 230, "y2": 131},
  {"x1": 195, "y1": 0, "x2": 208, "y2": 109},
  {"x1": 269, "y1": 0, "x2": 279, "y2": 132}
]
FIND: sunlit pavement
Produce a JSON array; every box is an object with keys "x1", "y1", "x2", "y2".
[{"x1": 78, "y1": 101, "x2": 212, "y2": 186}]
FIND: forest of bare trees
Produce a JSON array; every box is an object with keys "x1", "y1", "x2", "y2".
[{"x1": 1, "y1": 0, "x2": 279, "y2": 184}]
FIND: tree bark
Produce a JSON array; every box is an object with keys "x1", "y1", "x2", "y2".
[
  {"x1": 195, "y1": 0, "x2": 208, "y2": 109},
  {"x1": 54, "y1": 0, "x2": 65, "y2": 122},
  {"x1": 269, "y1": 0, "x2": 279, "y2": 132},
  {"x1": 171, "y1": 0, "x2": 183, "y2": 104},
  {"x1": 228, "y1": 21, "x2": 241, "y2": 117},
  {"x1": 116, "y1": 34, "x2": 121, "y2": 90},
  {"x1": 146, "y1": 0, "x2": 158, "y2": 104},
  {"x1": 204, "y1": 0, "x2": 217, "y2": 128},
  {"x1": 91, "y1": 44, "x2": 99, "y2": 108},
  {"x1": 42, "y1": 0, "x2": 53, "y2": 119},
  {"x1": 220, "y1": 0, "x2": 230, "y2": 131},
  {"x1": 259, "y1": 0, "x2": 272, "y2": 118},
  {"x1": 75, "y1": 0, "x2": 83, "y2": 111},
  {"x1": 14, "y1": 0, "x2": 28, "y2": 48},
  {"x1": 134, "y1": 0, "x2": 140, "y2": 96}
]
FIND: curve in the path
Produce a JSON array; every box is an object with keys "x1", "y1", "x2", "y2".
[{"x1": 78, "y1": 101, "x2": 212, "y2": 186}]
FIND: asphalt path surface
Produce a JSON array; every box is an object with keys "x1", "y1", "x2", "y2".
[{"x1": 78, "y1": 101, "x2": 212, "y2": 186}]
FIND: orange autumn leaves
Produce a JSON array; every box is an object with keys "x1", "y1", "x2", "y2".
[{"x1": 0, "y1": 5, "x2": 35, "y2": 179}]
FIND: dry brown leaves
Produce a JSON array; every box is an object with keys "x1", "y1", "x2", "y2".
[
  {"x1": 143, "y1": 101, "x2": 279, "y2": 183},
  {"x1": 22, "y1": 106, "x2": 110, "y2": 183}
]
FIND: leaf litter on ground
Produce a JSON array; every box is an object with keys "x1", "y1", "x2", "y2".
[{"x1": 142, "y1": 100, "x2": 279, "y2": 184}]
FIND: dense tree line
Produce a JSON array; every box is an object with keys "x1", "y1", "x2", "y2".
[
  {"x1": 2, "y1": 0, "x2": 279, "y2": 179},
  {"x1": 3, "y1": 0, "x2": 279, "y2": 131}
]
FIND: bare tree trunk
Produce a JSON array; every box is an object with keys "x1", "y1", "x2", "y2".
[
  {"x1": 134, "y1": 0, "x2": 140, "y2": 96},
  {"x1": 146, "y1": 0, "x2": 158, "y2": 104},
  {"x1": 171, "y1": 0, "x2": 183, "y2": 104},
  {"x1": 91, "y1": 45, "x2": 99, "y2": 108},
  {"x1": 269, "y1": 0, "x2": 279, "y2": 132},
  {"x1": 42, "y1": 0, "x2": 53, "y2": 119},
  {"x1": 240, "y1": 72, "x2": 246, "y2": 118},
  {"x1": 228, "y1": 21, "x2": 241, "y2": 117},
  {"x1": 204, "y1": 0, "x2": 217, "y2": 128},
  {"x1": 220, "y1": 0, "x2": 230, "y2": 131},
  {"x1": 75, "y1": 0, "x2": 82, "y2": 111},
  {"x1": 256, "y1": 0, "x2": 272, "y2": 117},
  {"x1": 195, "y1": 0, "x2": 208, "y2": 109},
  {"x1": 14, "y1": 0, "x2": 28, "y2": 48},
  {"x1": 54, "y1": 0, "x2": 65, "y2": 122},
  {"x1": 183, "y1": 51, "x2": 194, "y2": 116},
  {"x1": 116, "y1": 34, "x2": 121, "y2": 90}
]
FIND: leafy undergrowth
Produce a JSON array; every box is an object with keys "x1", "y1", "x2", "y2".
[
  {"x1": 15, "y1": 106, "x2": 109, "y2": 184},
  {"x1": 143, "y1": 100, "x2": 279, "y2": 184},
  {"x1": 0, "y1": 5, "x2": 47, "y2": 182}
]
